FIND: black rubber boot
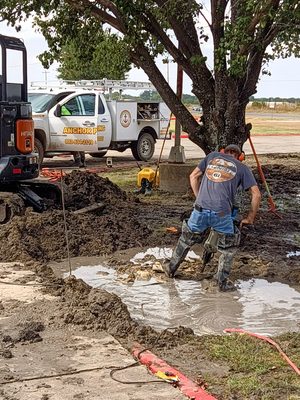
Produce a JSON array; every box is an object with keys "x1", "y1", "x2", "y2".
[
  {"x1": 218, "y1": 279, "x2": 237, "y2": 292},
  {"x1": 165, "y1": 220, "x2": 198, "y2": 278}
]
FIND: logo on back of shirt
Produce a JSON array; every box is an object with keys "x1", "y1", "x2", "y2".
[{"x1": 206, "y1": 157, "x2": 237, "y2": 182}]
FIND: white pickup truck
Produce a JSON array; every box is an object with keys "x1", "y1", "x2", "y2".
[{"x1": 29, "y1": 80, "x2": 169, "y2": 164}]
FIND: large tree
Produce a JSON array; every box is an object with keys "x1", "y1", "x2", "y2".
[{"x1": 1, "y1": 0, "x2": 299, "y2": 153}]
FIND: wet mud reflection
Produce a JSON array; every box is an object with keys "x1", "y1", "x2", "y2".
[{"x1": 70, "y1": 254, "x2": 300, "y2": 336}]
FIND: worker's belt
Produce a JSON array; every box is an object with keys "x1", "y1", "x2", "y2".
[
  {"x1": 194, "y1": 204, "x2": 228, "y2": 217},
  {"x1": 194, "y1": 204, "x2": 203, "y2": 212}
]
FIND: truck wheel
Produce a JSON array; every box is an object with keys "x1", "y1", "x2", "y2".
[
  {"x1": 131, "y1": 132, "x2": 155, "y2": 161},
  {"x1": 89, "y1": 151, "x2": 107, "y2": 158},
  {"x1": 34, "y1": 138, "x2": 44, "y2": 168}
]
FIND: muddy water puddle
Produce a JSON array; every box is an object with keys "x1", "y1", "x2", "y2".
[{"x1": 54, "y1": 247, "x2": 300, "y2": 336}]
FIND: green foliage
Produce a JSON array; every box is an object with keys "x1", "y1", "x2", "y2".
[
  {"x1": 215, "y1": 0, "x2": 300, "y2": 77},
  {"x1": 0, "y1": 0, "x2": 131, "y2": 80},
  {"x1": 57, "y1": 33, "x2": 131, "y2": 80},
  {"x1": 139, "y1": 90, "x2": 161, "y2": 101},
  {"x1": 208, "y1": 335, "x2": 285, "y2": 373},
  {"x1": 0, "y1": 0, "x2": 299, "y2": 151},
  {"x1": 1, "y1": 0, "x2": 299, "y2": 83}
]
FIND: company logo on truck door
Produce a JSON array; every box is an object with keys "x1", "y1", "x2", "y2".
[
  {"x1": 62, "y1": 125, "x2": 106, "y2": 135},
  {"x1": 120, "y1": 110, "x2": 131, "y2": 128},
  {"x1": 63, "y1": 127, "x2": 97, "y2": 135}
]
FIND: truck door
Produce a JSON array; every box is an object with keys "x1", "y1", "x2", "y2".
[
  {"x1": 48, "y1": 92, "x2": 98, "y2": 152},
  {"x1": 96, "y1": 94, "x2": 112, "y2": 149}
]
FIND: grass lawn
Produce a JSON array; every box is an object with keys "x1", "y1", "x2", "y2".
[{"x1": 166, "y1": 111, "x2": 300, "y2": 136}]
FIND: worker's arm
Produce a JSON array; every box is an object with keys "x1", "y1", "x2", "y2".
[
  {"x1": 240, "y1": 185, "x2": 261, "y2": 227},
  {"x1": 189, "y1": 167, "x2": 203, "y2": 197}
]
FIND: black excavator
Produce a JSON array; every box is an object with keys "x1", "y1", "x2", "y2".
[{"x1": 0, "y1": 34, "x2": 60, "y2": 223}]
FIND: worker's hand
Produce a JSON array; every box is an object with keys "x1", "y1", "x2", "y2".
[{"x1": 240, "y1": 217, "x2": 254, "y2": 229}]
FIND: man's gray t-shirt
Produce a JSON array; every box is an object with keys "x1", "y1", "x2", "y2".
[{"x1": 195, "y1": 151, "x2": 257, "y2": 214}]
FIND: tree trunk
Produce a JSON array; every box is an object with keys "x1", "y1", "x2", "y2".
[
  {"x1": 131, "y1": 45, "x2": 252, "y2": 156},
  {"x1": 184, "y1": 77, "x2": 251, "y2": 154}
]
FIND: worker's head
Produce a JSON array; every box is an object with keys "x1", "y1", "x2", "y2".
[{"x1": 223, "y1": 144, "x2": 243, "y2": 160}]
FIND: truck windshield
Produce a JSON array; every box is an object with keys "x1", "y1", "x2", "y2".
[{"x1": 28, "y1": 93, "x2": 56, "y2": 113}]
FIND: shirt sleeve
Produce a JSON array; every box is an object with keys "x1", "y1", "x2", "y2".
[
  {"x1": 240, "y1": 166, "x2": 257, "y2": 190},
  {"x1": 198, "y1": 153, "x2": 213, "y2": 172}
]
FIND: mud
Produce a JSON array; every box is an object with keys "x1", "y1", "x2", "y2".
[
  {"x1": 0, "y1": 171, "x2": 155, "y2": 262},
  {"x1": 0, "y1": 156, "x2": 299, "y2": 285},
  {"x1": 63, "y1": 258, "x2": 300, "y2": 337},
  {"x1": 2, "y1": 262, "x2": 297, "y2": 399},
  {"x1": 0, "y1": 154, "x2": 299, "y2": 400}
]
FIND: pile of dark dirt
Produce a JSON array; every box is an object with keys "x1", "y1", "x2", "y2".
[
  {"x1": 63, "y1": 171, "x2": 127, "y2": 210},
  {"x1": 0, "y1": 171, "x2": 152, "y2": 263}
]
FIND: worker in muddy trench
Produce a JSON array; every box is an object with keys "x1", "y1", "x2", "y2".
[{"x1": 163, "y1": 144, "x2": 261, "y2": 291}]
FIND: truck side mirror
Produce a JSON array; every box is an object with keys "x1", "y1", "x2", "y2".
[{"x1": 55, "y1": 104, "x2": 61, "y2": 117}]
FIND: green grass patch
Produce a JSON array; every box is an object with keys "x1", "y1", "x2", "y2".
[
  {"x1": 207, "y1": 335, "x2": 285, "y2": 373},
  {"x1": 101, "y1": 167, "x2": 140, "y2": 191},
  {"x1": 190, "y1": 333, "x2": 300, "y2": 399}
]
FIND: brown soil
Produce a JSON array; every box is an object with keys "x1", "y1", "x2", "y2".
[
  {"x1": 0, "y1": 172, "x2": 156, "y2": 262},
  {"x1": 1, "y1": 155, "x2": 299, "y2": 283},
  {"x1": 0, "y1": 154, "x2": 299, "y2": 400}
]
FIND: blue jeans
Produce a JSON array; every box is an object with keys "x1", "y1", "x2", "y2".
[
  {"x1": 167, "y1": 208, "x2": 239, "y2": 282},
  {"x1": 187, "y1": 208, "x2": 234, "y2": 234}
]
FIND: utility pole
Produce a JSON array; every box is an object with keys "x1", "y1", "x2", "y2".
[
  {"x1": 168, "y1": 52, "x2": 186, "y2": 163},
  {"x1": 43, "y1": 70, "x2": 49, "y2": 85}
]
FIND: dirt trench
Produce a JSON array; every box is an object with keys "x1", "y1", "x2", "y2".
[
  {"x1": 0, "y1": 154, "x2": 300, "y2": 400},
  {"x1": 0, "y1": 171, "x2": 160, "y2": 263}
]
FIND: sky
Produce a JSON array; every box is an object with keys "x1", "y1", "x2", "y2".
[{"x1": 1, "y1": 20, "x2": 299, "y2": 99}]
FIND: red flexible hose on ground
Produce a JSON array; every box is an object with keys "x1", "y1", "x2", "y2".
[
  {"x1": 224, "y1": 328, "x2": 300, "y2": 376},
  {"x1": 132, "y1": 343, "x2": 218, "y2": 400}
]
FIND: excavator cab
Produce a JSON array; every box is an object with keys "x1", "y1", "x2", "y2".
[
  {"x1": 0, "y1": 34, "x2": 39, "y2": 181},
  {"x1": 0, "y1": 34, "x2": 60, "y2": 223}
]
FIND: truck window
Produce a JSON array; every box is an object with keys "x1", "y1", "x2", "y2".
[
  {"x1": 28, "y1": 91, "x2": 73, "y2": 113},
  {"x1": 98, "y1": 96, "x2": 105, "y2": 114},
  {"x1": 29, "y1": 93, "x2": 56, "y2": 113},
  {"x1": 81, "y1": 94, "x2": 96, "y2": 115},
  {"x1": 63, "y1": 94, "x2": 95, "y2": 116},
  {"x1": 62, "y1": 97, "x2": 81, "y2": 115}
]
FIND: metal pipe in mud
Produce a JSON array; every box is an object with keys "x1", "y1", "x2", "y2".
[{"x1": 60, "y1": 169, "x2": 72, "y2": 275}]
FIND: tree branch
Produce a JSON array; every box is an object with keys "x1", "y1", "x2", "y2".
[
  {"x1": 152, "y1": 0, "x2": 215, "y2": 104},
  {"x1": 247, "y1": 0, "x2": 280, "y2": 37},
  {"x1": 199, "y1": 9, "x2": 212, "y2": 31},
  {"x1": 211, "y1": 0, "x2": 227, "y2": 69},
  {"x1": 94, "y1": 0, "x2": 127, "y2": 31},
  {"x1": 130, "y1": 43, "x2": 208, "y2": 148},
  {"x1": 65, "y1": 0, "x2": 126, "y2": 33}
]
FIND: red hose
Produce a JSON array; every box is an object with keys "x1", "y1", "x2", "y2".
[
  {"x1": 224, "y1": 328, "x2": 300, "y2": 376},
  {"x1": 132, "y1": 343, "x2": 218, "y2": 399},
  {"x1": 248, "y1": 135, "x2": 282, "y2": 218}
]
